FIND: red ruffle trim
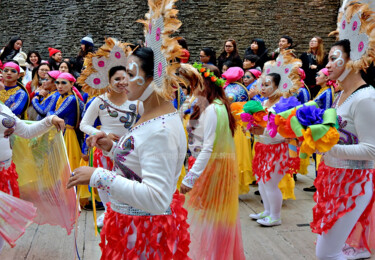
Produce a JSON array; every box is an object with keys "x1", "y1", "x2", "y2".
[
  {"x1": 93, "y1": 148, "x2": 114, "y2": 170},
  {"x1": 253, "y1": 142, "x2": 299, "y2": 183},
  {"x1": 0, "y1": 162, "x2": 20, "y2": 198},
  {"x1": 311, "y1": 162, "x2": 375, "y2": 251},
  {"x1": 99, "y1": 191, "x2": 191, "y2": 260}
]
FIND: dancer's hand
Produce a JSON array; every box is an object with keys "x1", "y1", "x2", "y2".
[
  {"x1": 51, "y1": 116, "x2": 65, "y2": 131},
  {"x1": 180, "y1": 184, "x2": 192, "y2": 194},
  {"x1": 87, "y1": 132, "x2": 113, "y2": 152},
  {"x1": 249, "y1": 126, "x2": 264, "y2": 135},
  {"x1": 248, "y1": 88, "x2": 257, "y2": 99},
  {"x1": 108, "y1": 133, "x2": 120, "y2": 142},
  {"x1": 0, "y1": 81, "x2": 4, "y2": 90},
  {"x1": 67, "y1": 166, "x2": 95, "y2": 188}
]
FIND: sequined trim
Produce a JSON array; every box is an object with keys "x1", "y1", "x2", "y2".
[
  {"x1": 129, "y1": 112, "x2": 178, "y2": 133},
  {"x1": 324, "y1": 156, "x2": 374, "y2": 169},
  {"x1": 337, "y1": 115, "x2": 359, "y2": 145},
  {"x1": 183, "y1": 171, "x2": 199, "y2": 188},
  {"x1": 93, "y1": 168, "x2": 117, "y2": 192},
  {"x1": 110, "y1": 199, "x2": 172, "y2": 216}
]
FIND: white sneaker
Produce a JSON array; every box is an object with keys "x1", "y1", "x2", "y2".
[
  {"x1": 343, "y1": 246, "x2": 371, "y2": 259},
  {"x1": 96, "y1": 213, "x2": 105, "y2": 228},
  {"x1": 256, "y1": 216, "x2": 282, "y2": 226},
  {"x1": 249, "y1": 211, "x2": 269, "y2": 220}
]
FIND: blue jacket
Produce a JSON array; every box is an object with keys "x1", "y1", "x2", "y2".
[
  {"x1": 4, "y1": 85, "x2": 29, "y2": 117},
  {"x1": 32, "y1": 91, "x2": 60, "y2": 120}
]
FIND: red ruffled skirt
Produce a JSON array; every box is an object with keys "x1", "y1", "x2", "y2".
[
  {"x1": 253, "y1": 142, "x2": 299, "y2": 183},
  {"x1": 311, "y1": 162, "x2": 375, "y2": 251},
  {"x1": 0, "y1": 162, "x2": 20, "y2": 198},
  {"x1": 99, "y1": 192, "x2": 190, "y2": 260},
  {"x1": 93, "y1": 148, "x2": 114, "y2": 170}
]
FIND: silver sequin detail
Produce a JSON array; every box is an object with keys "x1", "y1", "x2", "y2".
[
  {"x1": 110, "y1": 199, "x2": 172, "y2": 216},
  {"x1": 325, "y1": 156, "x2": 374, "y2": 169}
]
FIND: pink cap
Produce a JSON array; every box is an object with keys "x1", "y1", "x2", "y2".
[
  {"x1": 248, "y1": 69, "x2": 262, "y2": 79},
  {"x1": 57, "y1": 72, "x2": 76, "y2": 83},
  {"x1": 320, "y1": 68, "x2": 329, "y2": 77},
  {"x1": 222, "y1": 67, "x2": 244, "y2": 84},
  {"x1": 48, "y1": 70, "x2": 61, "y2": 80},
  {"x1": 3, "y1": 62, "x2": 20, "y2": 73}
]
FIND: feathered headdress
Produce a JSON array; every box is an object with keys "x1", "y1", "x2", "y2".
[
  {"x1": 261, "y1": 50, "x2": 302, "y2": 98},
  {"x1": 77, "y1": 38, "x2": 131, "y2": 96},
  {"x1": 137, "y1": 0, "x2": 184, "y2": 100},
  {"x1": 330, "y1": 1, "x2": 375, "y2": 72}
]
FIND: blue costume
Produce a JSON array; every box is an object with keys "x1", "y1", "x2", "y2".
[
  {"x1": 2, "y1": 85, "x2": 29, "y2": 118},
  {"x1": 81, "y1": 96, "x2": 101, "y2": 156},
  {"x1": 314, "y1": 87, "x2": 334, "y2": 110},
  {"x1": 297, "y1": 87, "x2": 311, "y2": 104},
  {"x1": 48, "y1": 92, "x2": 83, "y2": 128},
  {"x1": 32, "y1": 91, "x2": 60, "y2": 120}
]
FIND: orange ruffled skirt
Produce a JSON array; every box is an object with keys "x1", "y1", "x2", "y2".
[
  {"x1": 99, "y1": 192, "x2": 190, "y2": 260},
  {"x1": 0, "y1": 162, "x2": 20, "y2": 198},
  {"x1": 311, "y1": 162, "x2": 375, "y2": 251},
  {"x1": 253, "y1": 142, "x2": 300, "y2": 183}
]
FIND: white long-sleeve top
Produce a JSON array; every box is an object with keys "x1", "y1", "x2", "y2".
[
  {"x1": 0, "y1": 103, "x2": 54, "y2": 168},
  {"x1": 80, "y1": 93, "x2": 143, "y2": 137},
  {"x1": 90, "y1": 112, "x2": 187, "y2": 215},
  {"x1": 324, "y1": 86, "x2": 375, "y2": 168},
  {"x1": 182, "y1": 104, "x2": 217, "y2": 188}
]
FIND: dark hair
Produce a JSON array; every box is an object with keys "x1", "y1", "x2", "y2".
[
  {"x1": 78, "y1": 43, "x2": 94, "y2": 58},
  {"x1": 0, "y1": 36, "x2": 22, "y2": 62},
  {"x1": 131, "y1": 47, "x2": 154, "y2": 79},
  {"x1": 190, "y1": 64, "x2": 236, "y2": 136},
  {"x1": 59, "y1": 60, "x2": 74, "y2": 74},
  {"x1": 223, "y1": 60, "x2": 235, "y2": 69},
  {"x1": 267, "y1": 73, "x2": 281, "y2": 87},
  {"x1": 331, "y1": 39, "x2": 351, "y2": 56},
  {"x1": 219, "y1": 39, "x2": 239, "y2": 58},
  {"x1": 201, "y1": 47, "x2": 217, "y2": 66},
  {"x1": 26, "y1": 51, "x2": 42, "y2": 66},
  {"x1": 109, "y1": 65, "x2": 126, "y2": 79},
  {"x1": 251, "y1": 38, "x2": 267, "y2": 56},
  {"x1": 244, "y1": 54, "x2": 259, "y2": 63},
  {"x1": 177, "y1": 38, "x2": 188, "y2": 50},
  {"x1": 281, "y1": 35, "x2": 293, "y2": 45}
]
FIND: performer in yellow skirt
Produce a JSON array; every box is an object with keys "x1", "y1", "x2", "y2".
[{"x1": 48, "y1": 72, "x2": 82, "y2": 173}]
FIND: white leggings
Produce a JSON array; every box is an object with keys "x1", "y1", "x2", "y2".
[
  {"x1": 257, "y1": 164, "x2": 285, "y2": 220},
  {"x1": 316, "y1": 176, "x2": 373, "y2": 260}
]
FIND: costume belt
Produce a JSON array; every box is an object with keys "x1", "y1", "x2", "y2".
[
  {"x1": 110, "y1": 198, "x2": 172, "y2": 216},
  {"x1": 324, "y1": 155, "x2": 374, "y2": 169}
]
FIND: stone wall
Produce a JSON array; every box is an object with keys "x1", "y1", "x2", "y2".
[{"x1": 0, "y1": 0, "x2": 340, "y2": 63}]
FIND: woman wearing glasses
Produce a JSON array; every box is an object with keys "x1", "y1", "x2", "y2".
[
  {"x1": 217, "y1": 39, "x2": 243, "y2": 73},
  {"x1": 48, "y1": 72, "x2": 83, "y2": 177}
]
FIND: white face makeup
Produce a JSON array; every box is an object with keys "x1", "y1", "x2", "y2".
[
  {"x1": 332, "y1": 49, "x2": 345, "y2": 68},
  {"x1": 327, "y1": 46, "x2": 351, "y2": 82},
  {"x1": 261, "y1": 76, "x2": 278, "y2": 98},
  {"x1": 128, "y1": 61, "x2": 145, "y2": 86}
]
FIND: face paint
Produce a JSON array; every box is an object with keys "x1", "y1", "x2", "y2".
[
  {"x1": 129, "y1": 61, "x2": 146, "y2": 86},
  {"x1": 332, "y1": 49, "x2": 345, "y2": 67},
  {"x1": 331, "y1": 48, "x2": 351, "y2": 81}
]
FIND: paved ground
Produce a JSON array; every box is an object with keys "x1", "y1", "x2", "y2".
[{"x1": 2, "y1": 163, "x2": 374, "y2": 260}]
